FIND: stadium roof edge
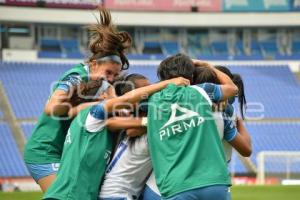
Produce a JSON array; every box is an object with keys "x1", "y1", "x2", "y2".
[{"x1": 1, "y1": 6, "x2": 300, "y2": 27}]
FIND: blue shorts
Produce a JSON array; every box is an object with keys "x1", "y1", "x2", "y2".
[
  {"x1": 165, "y1": 185, "x2": 229, "y2": 200},
  {"x1": 143, "y1": 185, "x2": 161, "y2": 200},
  {"x1": 26, "y1": 163, "x2": 60, "y2": 182}
]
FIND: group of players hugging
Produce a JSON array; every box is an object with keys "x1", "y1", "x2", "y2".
[{"x1": 24, "y1": 8, "x2": 251, "y2": 200}]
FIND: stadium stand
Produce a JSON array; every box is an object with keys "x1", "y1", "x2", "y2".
[
  {"x1": 38, "y1": 38, "x2": 62, "y2": 58},
  {"x1": 0, "y1": 61, "x2": 300, "y2": 177},
  {"x1": 8, "y1": 118, "x2": 300, "y2": 175},
  {"x1": 60, "y1": 39, "x2": 84, "y2": 59},
  {"x1": 38, "y1": 38, "x2": 84, "y2": 59},
  {"x1": 211, "y1": 41, "x2": 229, "y2": 55},
  {"x1": 0, "y1": 123, "x2": 29, "y2": 177},
  {"x1": 260, "y1": 40, "x2": 279, "y2": 56},
  {"x1": 292, "y1": 41, "x2": 300, "y2": 55},
  {"x1": 0, "y1": 62, "x2": 71, "y2": 118},
  {"x1": 229, "y1": 65, "x2": 300, "y2": 118},
  {"x1": 1, "y1": 62, "x2": 299, "y2": 118},
  {"x1": 142, "y1": 41, "x2": 163, "y2": 55},
  {"x1": 20, "y1": 122, "x2": 35, "y2": 141},
  {"x1": 250, "y1": 41, "x2": 262, "y2": 56},
  {"x1": 232, "y1": 122, "x2": 300, "y2": 174},
  {"x1": 36, "y1": 36, "x2": 299, "y2": 60},
  {"x1": 161, "y1": 41, "x2": 181, "y2": 55}
]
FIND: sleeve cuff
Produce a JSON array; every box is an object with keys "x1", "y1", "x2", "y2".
[{"x1": 224, "y1": 129, "x2": 238, "y2": 142}]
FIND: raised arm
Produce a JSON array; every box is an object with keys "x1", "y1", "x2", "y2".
[
  {"x1": 102, "y1": 77, "x2": 190, "y2": 113},
  {"x1": 193, "y1": 59, "x2": 238, "y2": 100},
  {"x1": 106, "y1": 117, "x2": 147, "y2": 137}
]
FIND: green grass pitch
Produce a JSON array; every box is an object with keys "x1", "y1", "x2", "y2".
[{"x1": 0, "y1": 185, "x2": 300, "y2": 200}]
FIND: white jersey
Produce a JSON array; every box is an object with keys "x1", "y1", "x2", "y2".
[{"x1": 99, "y1": 134, "x2": 152, "y2": 200}]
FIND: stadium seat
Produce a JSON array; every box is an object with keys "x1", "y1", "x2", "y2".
[
  {"x1": 40, "y1": 38, "x2": 61, "y2": 52},
  {"x1": 38, "y1": 51, "x2": 62, "y2": 58},
  {"x1": 230, "y1": 122, "x2": 300, "y2": 174},
  {"x1": 0, "y1": 62, "x2": 72, "y2": 118},
  {"x1": 1, "y1": 62, "x2": 299, "y2": 119},
  {"x1": 161, "y1": 41, "x2": 180, "y2": 56},
  {"x1": 250, "y1": 41, "x2": 262, "y2": 56},
  {"x1": 229, "y1": 65, "x2": 300, "y2": 118},
  {"x1": 61, "y1": 39, "x2": 84, "y2": 58},
  {"x1": 235, "y1": 40, "x2": 245, "y2": 55},
  {"x1": 291, "y1": 41, "x2": 300, "y2": 55},
  {"x1": 260, "y1": 40, "x2": 278, "y2": 56},
  {"x1": 143, "y1": 41, "x2": 163, "y2": 54},
  {"x1": 0, "y1": 123, "x2": 29, "y2": 177},
  {"x1": 211, "y1": 41, "x2": 229, "y2": 55},
  {"x1": 21, "y1": 122, "x2": 36, "y2": 140},
  {"x1": 127, "y1": 53, "x2": 165, "y2": 60}
]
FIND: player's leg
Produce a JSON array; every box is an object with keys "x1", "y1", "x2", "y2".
[
  {"x1": 26, "y1": 163, "x2": 60, "y2": 192},
  {"x1": 38, "y1": 174, "x2": 57, "y2": 192}
]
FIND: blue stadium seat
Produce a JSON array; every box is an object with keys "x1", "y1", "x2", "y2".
[
  {"x1": 161, "y1": 41, "x2": 180, "y2": 56},
  {"x1": 233, "y1": 54, "x2": 264, "y2": 60},
  {"x1": 143, "y1": 41, "x2": 163, "y2": 54},
  {"x1": 61, "y1": 39, "x2": 83, "y2": 58},
  {"x1": 0, "y1": 123, "x2": 29, "y2": 177},
  {"x1": 250, "y1": 41, "x2": 262, "y2": 55},
  {"x1": 211, "y1": 41, "x2": 229, "y2": 55},
  {"x1": 229, "y1": 65, "x2": 300, "y2": 118},
  {"x1": 260, "y1": 40, "x2": 278, "y2": 56},
  {"x1": 0, "y1": 62, "x2": 299, "y2": 119},
  {"x1": 274, "y1": 54, "x2": 300, "y2": 60},
  {"x1": 21, "y1": 122, "x2": 36, "y2": 140},
  {"x1": 40, "y1": 38, "x2": 61, "y2": 52},
  {"x1": 0, "y1": 62, "x2": 73, "y2": 118},
  {"x1": 292, "y1": 41, "x2": 300, "y2": 55},
  {"x1": 38, "y1": 51, "x2": 62, "y2": 58},
  {"x1": 235, "y1": 40, "x2": 245, "y2": 55},
  {"x1": 127, "y1": 53, "x2": 165, "y2": 60},
  {"x1": 231, "y1": 122, "x2": 300, "y2": 174},
  {"x1": 197, "y1": 54, "x2": 234, "y2": 60}
]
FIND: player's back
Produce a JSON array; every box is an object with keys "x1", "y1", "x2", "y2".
[{"x1": 147, "y1": 84, "x2": 231, "y2": 198}]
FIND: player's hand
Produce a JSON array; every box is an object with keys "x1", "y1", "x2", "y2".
[{"x1": 168, "y1": 77, "x2": 190, "y2": 86}]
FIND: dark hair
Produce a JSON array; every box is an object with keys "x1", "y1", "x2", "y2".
[
  {"x1": 215, "y1": 65, "x2": 247, "y2": 119},
  {"x1": 157, "y1": 53, "x2": 194, "y2": 82},
  {"x1": 87, "y1": 7, "x2": 132, "y2": 70},
  {"x1": 215, "y1": 65, "x2": 234, "y2": 79},
  {"x1": 233, "y1": 73, "x2": 247, "y2": 119},
  {"x1": 115, "y1": 73, "x2": 148, "y2": 96},
  {"x1": 193, "y1": 66, "x2": 220, "y2": 85}
]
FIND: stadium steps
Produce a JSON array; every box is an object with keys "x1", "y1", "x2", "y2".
[{"x1": 0, "y1": 82, "x2": 26, "y2": 154}]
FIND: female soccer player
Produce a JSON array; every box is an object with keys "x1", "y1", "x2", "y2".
[
  {"x1": 99, "y1": 74, "x2": 152, "y2": 200},
  {"x1": 43, "y1": 77, "x2": 190, "y2": 200},
  {"x1": 23, "y1": 8, "x2": 132, "y2": 192},
  {"x1": 143, "y1": 61, "x2": 251, "y2": 200},
  {"x1": 146, "y1": 54, "x2": 238, "y2": 200}
]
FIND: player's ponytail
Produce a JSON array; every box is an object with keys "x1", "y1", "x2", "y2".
[
  {"x1": 233, "y1": 73, "x2": 247, "y2": 119},
  {"x1": 87, "y1": 7, "x2": 132, "y2": 70}
]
